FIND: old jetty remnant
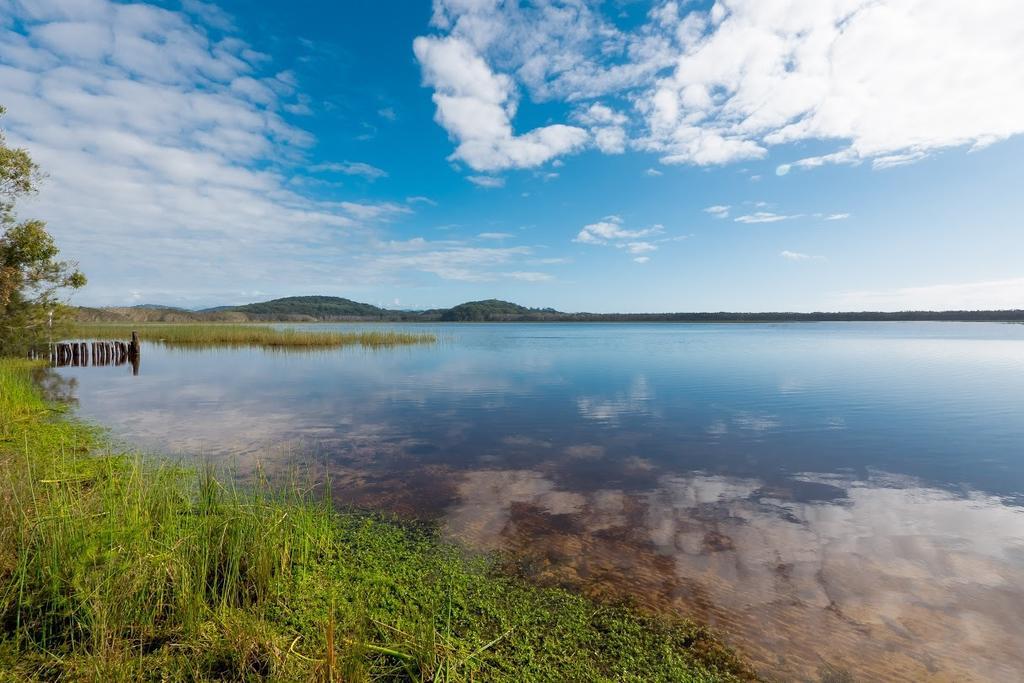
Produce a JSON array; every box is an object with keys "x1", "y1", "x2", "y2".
[{"x1": 42, "y1": 331, "x2": 142, "y2": 375}]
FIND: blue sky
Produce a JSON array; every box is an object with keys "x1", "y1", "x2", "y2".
[{"x1": 1, "y1": 0, "x2": 1021, "y2": 312}]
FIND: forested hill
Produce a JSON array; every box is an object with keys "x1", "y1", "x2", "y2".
[
  {"x1": 74, "y1": 296, "x2": 1024, "y2": 323},
  {"x1": 441, "y1": 299, "x2": 557, "y2": 321},
  {"x1": 209, "y1": 296, "x2": 389, "y2": 320}
]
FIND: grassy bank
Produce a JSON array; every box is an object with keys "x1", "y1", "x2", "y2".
[
  {"x1": 0, "y1": 359, "x2": 752, "y2": 682},
  {"x1": 68, "y1": 323, "x2": 436, "y2": 349}
]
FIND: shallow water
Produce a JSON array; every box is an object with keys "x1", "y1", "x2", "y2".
[{"x1": 57, "y1": 322, "x2": 1024, "y2": 681}]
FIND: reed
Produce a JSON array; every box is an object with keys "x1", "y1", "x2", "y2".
[
  {"x1": 67, "y1": 323, "x2": 436, "y2": 349},
  {"x1": 0, "y1": 360, "x2": 752, "y2": 682}
]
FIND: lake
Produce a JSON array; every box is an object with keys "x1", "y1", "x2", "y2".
[{"x1": 56, "y1": 322, "x2": 1024, "y2": 681}]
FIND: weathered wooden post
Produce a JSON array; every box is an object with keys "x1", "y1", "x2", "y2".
[{"x1": 130, "y1": 331, "x2": 141, "y2": 375}]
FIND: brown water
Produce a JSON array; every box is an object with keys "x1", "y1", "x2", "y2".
[{"x1": 57, "y1": 323, "x2": 1024, "y2": 681}]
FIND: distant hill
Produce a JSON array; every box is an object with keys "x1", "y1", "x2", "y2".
[
  {"x1": 130, "y1": 304, "x2": 190, "y2": 312},
  {"x1": 442, "y1": 299, "x2": 535, "y2": 321},
  {"x1": 214, "y1": 296, "x2": 389, "y2": 321},
  {"x1": 74, "y1": 296, "x2": 1024, "y2": 324},
  {"x1": 74, "y1": 306, "x2": 248, "y2": 323}
]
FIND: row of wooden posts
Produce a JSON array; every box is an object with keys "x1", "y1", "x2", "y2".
[{"x1": 31, "y1": 331, "x2": 142, "y2": 374}]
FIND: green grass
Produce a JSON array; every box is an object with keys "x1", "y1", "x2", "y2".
[
  {"x1": 67, "y1": 323, "x2": 436, "y2": 349},
  {"x1": 0, "y1": 359, "x2": 753, "y2": 682}
]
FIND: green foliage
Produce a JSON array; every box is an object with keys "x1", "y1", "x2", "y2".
[
  {"x1": 69, "y1": 323, "x2": 436, "y2": 349},
  {"x1": 440, "y1": 299, "x2": 534, "y2": 322},
  {"x1": 1, "y1": 106, "x2": 86, "y2": 356},
  {"x1": 0, "y1": 359, "x2": 753, "y2": 682},
  {"x1": 221, "y1": 296, "x2": 391, "y2": 320},
  {"x1": 74, "y1": 305, "x2": 252, "y2": 323}
]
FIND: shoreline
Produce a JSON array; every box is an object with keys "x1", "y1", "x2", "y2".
[{"x1": 0, "y1": 359, "x2": 755, "y2": 682}]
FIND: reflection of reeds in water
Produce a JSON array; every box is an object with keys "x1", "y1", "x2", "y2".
[{"x1": 69, "y1": 323, "x2": 436, "y2": 349}]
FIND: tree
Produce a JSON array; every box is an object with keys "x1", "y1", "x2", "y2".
[{"x1": 0, "y1": 105, "x2": 86, "y2": 356}]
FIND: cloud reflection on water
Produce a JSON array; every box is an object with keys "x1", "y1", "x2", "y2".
[{"x1": 444, "y1": 466, "x2": 1024, "y2": 681}]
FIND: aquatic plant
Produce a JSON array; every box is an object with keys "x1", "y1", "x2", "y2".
[{"x1": 67, "y1": 323, "x2": 436, "y2": 349}]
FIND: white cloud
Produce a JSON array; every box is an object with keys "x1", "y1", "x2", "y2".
[
  {"x1": 704, "y1": 204, "x2": 730, "y2": 218},
  {"x1": 644, "y1": 167, "x2": 663, "y2": 177},
  {"x1": 0, "y1": 0, "x2": 565, "y2": 304},
  {"x1": 421, "y1": 0, "x2": 1024, "y2": 172},
  {"x1": 780, "y1": 250, "x2": 820, "y2": 261},
  {"x1": 336, "y1": 201, "x2": 410, "y2": 221},
  {"x1": 593, "y1": 126, "x2": 626, "y2": 154},
  {"x1": 647, "y1": 0, "x2": 1024, "y2": 168},
  {"x1": 370, "y1": 239, "x2": 549, "y2": 283},
  {"x1": 833, "y1": 277, "x2": 1024, "y2": 311},
  {"x1": 477, "y1": 232, "x2": 513, "y2": 240},
  {"x1": 426, "y1": 0, "x2": 675, "y2": 102},
  {"x1": 574, "y1": 102, "x2": 628, "y2": 154},
  {"x1": 573, "y1": 103, "x2": 627, "y2": 127},
  {"x1": 412, "y1": 35, "x2": 588, "y2": 172},
  {"x1": 466, "y1": 174, "x2": 505, "y2": 188},
  {"x1": 574, "y1": 215, "x2": 663, "y2": 245},
  {"x1": 735, "y1": 212, "x2": 797, "y2": 224},
  {"x1": 406, "y1": 195, "x2": 437, "y2": 206},
  {"x1": 0, "y1": 0, "x2": 397, "y2": 304},
  {"x1": 310, "y1": 161, "x2": 388, "y2": 180},
  {"x1": 181, "y1": 0, "x2": 235, "y2": 31},
  {"x1": 625, "y1": 241, "x2": 657, "y2": 254},
  {"x1": 825, "y1": 213, "x2": 851, "y2": 221},
  {"x1": 575, "y1": 216, "x2": 673, "y2": 263},
  {"x1": 506, "y1": 270, "x2": 553, "y2": 282}
]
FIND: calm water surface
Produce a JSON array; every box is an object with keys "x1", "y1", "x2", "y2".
[{"x1": 57, "y1": 323, "x2": 1024, "y2": 681}]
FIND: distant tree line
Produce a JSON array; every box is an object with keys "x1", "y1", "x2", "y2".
[
  {"x1": 77, "y1": 299, "x2": 1024, "y2": 324},
  {"x1": 448, "y1": 310, "x2": 1024, "y2": 323}
]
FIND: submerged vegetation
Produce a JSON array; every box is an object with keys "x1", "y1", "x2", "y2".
[
  {"x1": 0, "y1": 359, "x2": 752, "y2": 681},
  {"x1": 69, "y1": 323, "x2": 436, "y2": 349}
]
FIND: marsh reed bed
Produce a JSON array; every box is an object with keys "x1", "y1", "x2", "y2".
[
  {"x1": 69, "y1": 323, "x2": 436, "y2": 349},
  {"x1": 0, "y1": 359, "x2": 752, "y2": 682}
]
